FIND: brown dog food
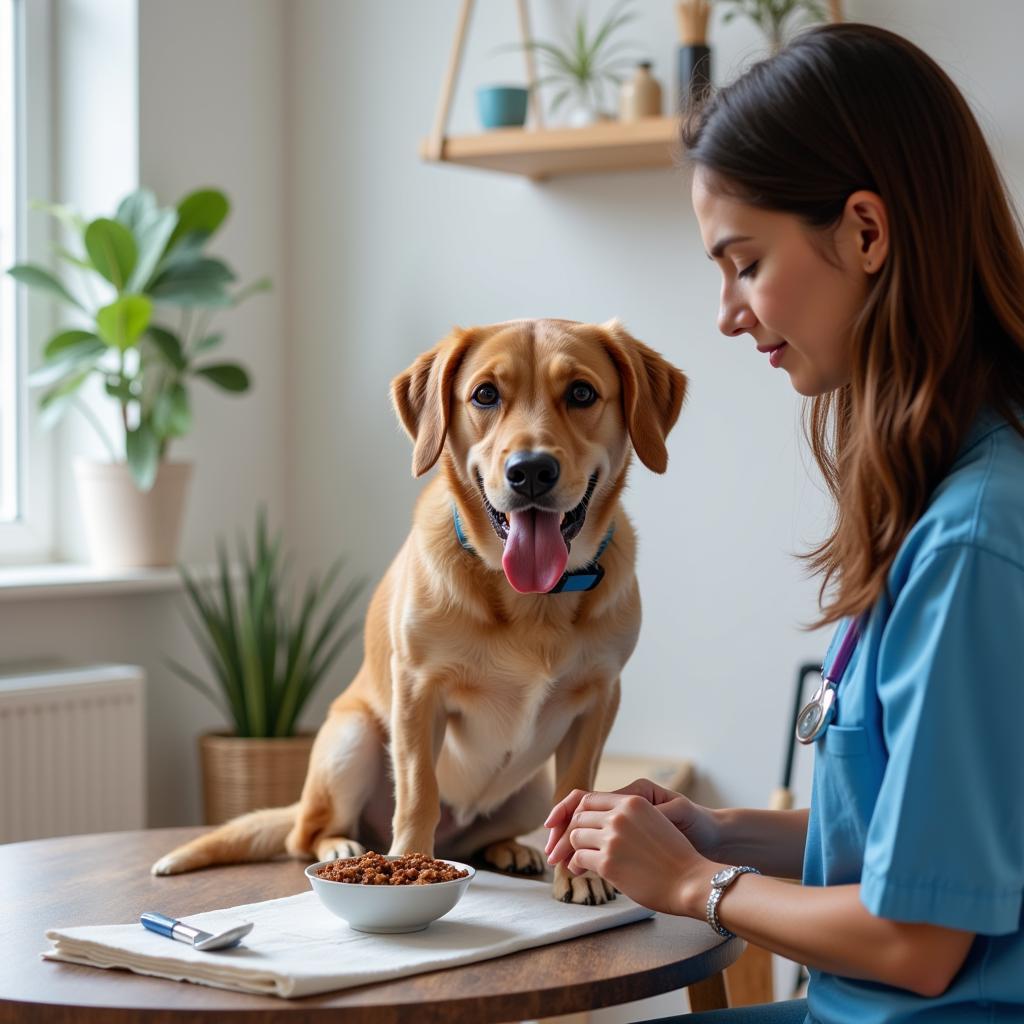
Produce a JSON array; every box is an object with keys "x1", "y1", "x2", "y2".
[{"x1": 316, "y1": 850, "x2": 468, "y2": 885}]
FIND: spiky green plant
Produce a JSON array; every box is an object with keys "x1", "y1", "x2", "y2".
[
  {"x1": 518, "y1": 2, "x2": 641, "y2": 120},
  {"x1": 718, "y1": 0, "x2": 827, "y2": 52},
  {"x1": 166, "y1": 507, "x2": 366, "y2": 738}
]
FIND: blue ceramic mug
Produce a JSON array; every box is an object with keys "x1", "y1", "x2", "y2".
[{"x1": 476, "y1": 86, "x2": 529, "y2": 130}]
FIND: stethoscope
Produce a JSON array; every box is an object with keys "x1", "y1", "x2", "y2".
[{"x1": 795, "y1": 617, "x2": 862, "y2": 744}]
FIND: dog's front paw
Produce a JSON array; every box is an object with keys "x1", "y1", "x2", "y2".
[
  {"x1": 552, "y1": 863, "x2": 616, "y2": 904},
  {"x1": 314, "y1": 836, "x2": 366, "y2": 863},
  {"x1": 481, "y1": 839, "x2": 546, "y2": 875}
]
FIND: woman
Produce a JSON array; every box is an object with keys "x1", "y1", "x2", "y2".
[{"x1": 545, "y1": 23, "x2": 1024, "y2": 1024}]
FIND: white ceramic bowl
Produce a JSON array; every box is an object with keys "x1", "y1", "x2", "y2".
[{"x1": 305, "y1": 857, "x2": 476, "y2": 933}]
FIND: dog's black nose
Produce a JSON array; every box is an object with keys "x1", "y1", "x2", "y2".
[{"x1": 505, "y1": 451, "x2": 560, "y2": 499}]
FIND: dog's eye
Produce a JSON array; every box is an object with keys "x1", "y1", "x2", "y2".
[
  {"x1": 471, "y1": 383, "x2": 500, "y2": 408},
  {"x1": 567, "y1": 381, "x2": 598, "y2": 407}
]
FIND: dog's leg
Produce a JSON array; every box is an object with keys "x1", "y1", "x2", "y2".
[
  {"x1": 387, "y1": 663, "x2": 446, "y2": 857},
  {"x1": 444, "y1": 769, "x2": 552, "y2": 874},
  {"x1": 285, "y1": 699, "x2": 383, "y2": 863},
  {"x1": 551, "y1": 678, "x2": 621, "y2": 904}
]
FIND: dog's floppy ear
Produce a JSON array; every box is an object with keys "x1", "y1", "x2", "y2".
[
  {"x1": 600, "y1": 319, "x2": 688, "y2": 474},
  {"x1": 391, "y1": 328, "x2": 475, "y2": 477}
]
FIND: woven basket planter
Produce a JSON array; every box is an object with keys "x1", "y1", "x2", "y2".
[{"x1": 198, "y1": 732, "x2": 315, "y2": 826}]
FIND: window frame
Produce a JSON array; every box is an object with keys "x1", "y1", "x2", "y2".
[{"x1": 0, "y1": 0, "x2": 55, "y2": 563}]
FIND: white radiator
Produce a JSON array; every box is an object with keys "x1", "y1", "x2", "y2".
[{"x1": 0, "y1": 663, "x2": 146, "y2": 844}]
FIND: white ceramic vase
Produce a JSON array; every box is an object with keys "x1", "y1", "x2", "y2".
[{"x1": 73, "y1": 457, "x2": 193, "y2": 569}]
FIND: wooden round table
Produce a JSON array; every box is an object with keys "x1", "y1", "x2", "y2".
[{"x1": 0, "y1": 828, "x2": 742, "y2": 1023}]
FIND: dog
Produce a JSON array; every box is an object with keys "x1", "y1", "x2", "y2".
[{"x1": 153, "y1": 318, "x2": 686, "y2": 904}]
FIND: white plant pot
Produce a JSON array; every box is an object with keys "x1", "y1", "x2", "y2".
[
  {"x1": 73, "y1": 458, "x2": 193, "y2": 569},
  {"x1": 566, "y1": 103, "x2": 604, "y2": 127}
]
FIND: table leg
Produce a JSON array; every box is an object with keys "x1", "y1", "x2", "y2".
[
  {"x1": 687, "y1": 970, "x2": 729, "y2": 1011},
  {"x1": 724, "y1": 942, "x2": 774, "y2": 1005}
]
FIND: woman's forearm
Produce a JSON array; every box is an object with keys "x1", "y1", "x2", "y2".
[
  {"x1": 676, "y1": 871, "x2": 974, "y2": 998},
  {"x1": 710, "y1": 807, "x2": 809, "y2": 878}
]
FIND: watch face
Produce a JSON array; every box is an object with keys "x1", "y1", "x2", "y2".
[{"x1": 711, "y1": 867, "x2": 736, "y2": 887}]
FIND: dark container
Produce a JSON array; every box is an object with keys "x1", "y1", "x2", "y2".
[{"x1": 677, "y1": 44, "x2": 712, "y2": 111}]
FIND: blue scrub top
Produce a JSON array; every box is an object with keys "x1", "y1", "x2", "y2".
[{"x1": 802, "y1": 408, "x2": 1024, "y2": 1023}]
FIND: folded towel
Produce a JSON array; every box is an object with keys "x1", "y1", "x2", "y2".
[{"x1": 43, "y1": 871, "x2": 655, "y2": 999}]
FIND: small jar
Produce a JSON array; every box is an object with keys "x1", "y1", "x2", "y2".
[{"x1": 619, "y1": 61, "x2": 663, "y2": 121}]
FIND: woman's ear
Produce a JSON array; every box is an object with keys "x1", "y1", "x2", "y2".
[
  {"x1": 844, "y1": 189, "x2": 889, "y2": 274},
  {"x1": 391, "y1": 328, "x2": 475, "y2": 477},
  {"x1": 600, "y1": 319, "x2": 688, "y2": 473}
]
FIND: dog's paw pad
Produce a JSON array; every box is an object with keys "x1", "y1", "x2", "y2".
[
  {"x1": 315, "y1": 838, "x2": 365, "y2": 862},
  {"x1": 552, "y1": 868, "x2": 615, "y2": 905},
  {"x1": 481, "y1": 840, "x2": 546, "y2": 875}
]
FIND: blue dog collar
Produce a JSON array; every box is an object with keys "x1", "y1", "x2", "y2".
[{"x1": 452, "y1": 504, "x2": 614, "y2": 594}]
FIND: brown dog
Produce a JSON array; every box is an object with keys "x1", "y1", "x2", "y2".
[{"x1": 153, "y1": 318, "x2": 686, "y2": 904}]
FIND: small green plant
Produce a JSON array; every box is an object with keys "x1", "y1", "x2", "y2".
[
  {"x1": 6, "y1": 187, "x2": 270, "y2": 490},
  {"x1": 518, "y1": 2, "x2": 641, "y2": 121},
  {"x1": 718, "y1": 0, "x2": 827, "y2": 53},
  {"x1": 166, "y1": 507, "x2": 366, "y2": 738}
]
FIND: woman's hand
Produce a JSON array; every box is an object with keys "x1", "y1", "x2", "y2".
[
  {"x1": 545, "y1": 778, "x2": 722, "y2": 867},
  {"x1": 551, "y1": 790, "x2": 717, "y2": 916}
]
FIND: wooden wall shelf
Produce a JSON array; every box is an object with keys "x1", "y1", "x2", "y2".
[
  {"x1": 421, "y1": 1, "x2": 845, "y2": 183},
  {"x1": 419, "y1": 116, "x2": 681, "y2": 181},
  {"x1": 420, "y1": 0, "x2": 683, "y2": 183}
]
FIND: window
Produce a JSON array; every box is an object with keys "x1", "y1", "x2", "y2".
[
  {"x1": 0, "y1": 0, "x2": 18, "y2": 524},
  {"x1": 0, "y1": 0, "x2": 54, "y2": 563}
]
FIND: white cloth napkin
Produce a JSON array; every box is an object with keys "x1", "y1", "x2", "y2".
[{"x1": 43, "y1": 871, "x2": 655, "y2": 999}]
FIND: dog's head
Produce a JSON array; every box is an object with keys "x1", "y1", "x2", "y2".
[{"x1": 391, "y1": 318, "x2": 687, "y2": 594}]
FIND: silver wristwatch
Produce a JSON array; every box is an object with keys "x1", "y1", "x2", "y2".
[{"x1": 706, "y1": 865, "x2": 761, "y2": 938}]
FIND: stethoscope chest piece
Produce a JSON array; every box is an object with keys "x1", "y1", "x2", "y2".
[
  {"x1": 796, "y1": 616, "x2": 862, "y2": 745},
  {"x1": 796, "y1": 682, "x2": 837, "y2": 745}
]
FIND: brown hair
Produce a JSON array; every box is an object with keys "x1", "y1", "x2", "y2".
[{"x1": 682, "y1": 23, "x2": 1024, "y2": 625}]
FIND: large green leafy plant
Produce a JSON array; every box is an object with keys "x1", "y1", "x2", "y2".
[
  {"x1": 718, "y1": 0, "x2": 827, "y2": 52},
  {"x1": 167, "y1": 508, "x2": 366, "y2": 739},
  {"x1": 6, "y1": 187, "x2": 269, "y2": 490}
]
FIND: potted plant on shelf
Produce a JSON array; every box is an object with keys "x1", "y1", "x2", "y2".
[
  {"x1": 167, "y1": 507, "x2": 366, "y2": 825},
  {"x1": 718, "y1": 0, "x2": 832, "y2": 54},
  {"x1": 6, "y1": 187, "x2": 269, "y2": 568},
  {"x1": 517, "y1": 1, "x2": 641, "y2": 126}
]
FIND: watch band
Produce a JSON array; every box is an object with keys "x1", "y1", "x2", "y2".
[{"x1": 706, "y1": 865, "x2": 761, "y2": 939}]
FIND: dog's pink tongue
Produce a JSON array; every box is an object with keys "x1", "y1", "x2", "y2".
[{"x1": 502, "y1": 509, "x2": 568, "y2": 593}]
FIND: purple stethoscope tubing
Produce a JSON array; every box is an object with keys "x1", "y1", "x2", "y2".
[{"x1": 795, "y1": 616, "x2": 862, "y2": 744}]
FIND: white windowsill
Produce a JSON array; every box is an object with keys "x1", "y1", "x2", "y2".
[{"x1": 0, "y1": 562, "x2": 224, "y2": 601}]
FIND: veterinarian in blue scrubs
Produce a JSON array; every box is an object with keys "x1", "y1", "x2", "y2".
[{"x1": 545, "y1": 23, "x2": 1024, "y2": 1024}]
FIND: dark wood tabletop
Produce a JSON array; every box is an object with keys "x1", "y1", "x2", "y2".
[{"x1": 0, "y1": 827, "x2": 742, "y2": 1023}]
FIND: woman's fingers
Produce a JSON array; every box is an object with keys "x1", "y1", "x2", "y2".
[
  {"x1": 547, "y1": 796, "x2": 644, "y2": 865},
  {"x1": 543, "y1": 790, "x2": 586, "y2": 856},
  {"x1": 545, "y1": 790, "x2": 624, "y2": 857},
  {"x1": 547, "y1": 810, "x2": 605, "y2": 864},
  {"x1": 566, "y1": 825, "x2": 603, "y2": 850},
  {"x1": 552, "y1": 814, "x2": 608, "y2": 864},
  {"x1": 547, "y1": 790, "x2": 627, "y2": 829},
  {"x1": 614, "y1": 777, "x2": 672, "y2": 803},
  {"x1": 567, "y1": 847, "x2": 601, "y2": 876},
  {"x1": 544, "y1": 789, "x2": 587, "y2": 830}
]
